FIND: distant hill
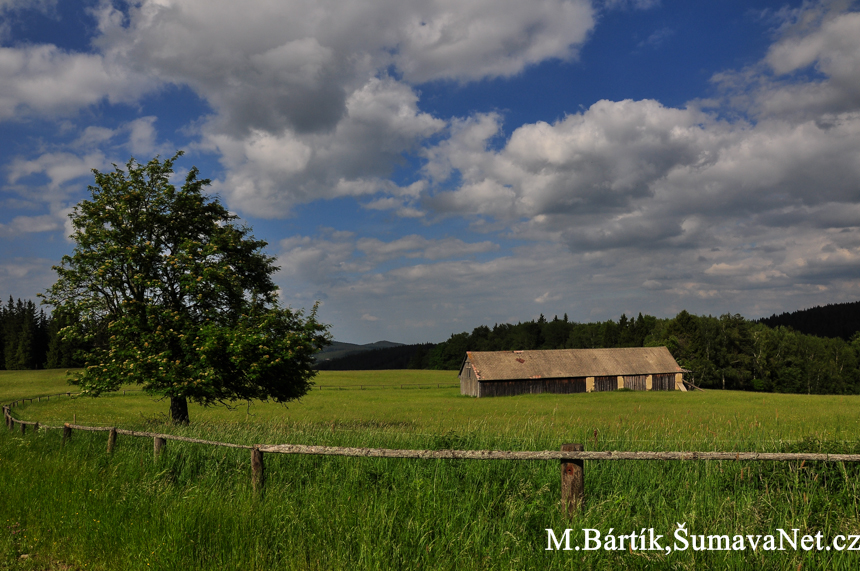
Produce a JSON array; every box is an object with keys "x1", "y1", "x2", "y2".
[
  {"x1": 315, "y1": 343, "x2": 435, "y2": 370},
  {"x1": 315, "y1": 340, "x2": 405, "y2": 363},
  {"x1": 758, "y1": 301, "x2": 860, "y2": 340}
]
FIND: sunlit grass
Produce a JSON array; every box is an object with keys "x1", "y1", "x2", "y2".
[{"x1": 8, "y1": 371, "x2": 860, "y2": 451}]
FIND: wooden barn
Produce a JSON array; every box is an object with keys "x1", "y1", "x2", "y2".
[{"x1": 459, "y1": 347, "x2": 686, "y2": 398}]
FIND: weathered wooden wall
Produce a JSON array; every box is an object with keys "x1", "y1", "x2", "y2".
[
  {"x1": 460, "y1": 363, "x2": 479, "y2": 396},
  {"x1": 593, "y1": 376, "x2": 617, "y2": 392},
  {"x1": 651, "y1": 373, "x2": 676, "y2": 391},
  {"x1": 477, "y1": 377, "x2": 587, "y2": 397}
]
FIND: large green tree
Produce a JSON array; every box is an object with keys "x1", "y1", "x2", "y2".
[{"x1": 42, "y1": 152, "x2": 329, "y2": 423}]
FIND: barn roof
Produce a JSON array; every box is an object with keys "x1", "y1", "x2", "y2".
[{"x1": 463, "y1": 347, "x2": 682, "y2": 381}]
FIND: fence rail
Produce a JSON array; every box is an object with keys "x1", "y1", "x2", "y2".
[{"x1": 5, "y1": 393, "x2": 860, "y2": 514}]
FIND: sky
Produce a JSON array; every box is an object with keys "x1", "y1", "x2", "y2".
[{"x1": 2, "y1": 0, "x2": 860, "y2": 345}]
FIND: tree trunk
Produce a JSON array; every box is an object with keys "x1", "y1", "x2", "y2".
[{"x1": 170, "y1": 396, "x2": 190, "y2": 425}]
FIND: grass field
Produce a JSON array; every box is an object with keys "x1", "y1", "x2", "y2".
[{"x1": 3, "y1": 370, "x2": 860, "y2": 569}]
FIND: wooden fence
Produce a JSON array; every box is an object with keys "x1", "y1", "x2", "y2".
[{"x1": 5, "y1": 397, "x2": 860, "y2": 515}]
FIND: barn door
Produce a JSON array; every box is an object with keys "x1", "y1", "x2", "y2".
[
  {"x1": 651, "y1": 373, "x2": 675, "y2": 391},
  {"x1": 593, "y1": 376, "x2": 617, "y2": 391},
  {"x1": 623, "y1": 375, "x2": 647, "y2": 391}
]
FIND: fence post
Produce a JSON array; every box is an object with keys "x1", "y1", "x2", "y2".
[
  {"x1": 107, "y1": 428, "x2": 117, "y2": 454},
  {"x1": 20, "y1": 422, "x2": 25, "y2": 435},
  {"x1": 252, "y1": 446, "x2": 265, "y2": 494},
  {"x1": 34, "y1": 422, "x2": 39, "y2": 432},
  {"x1": 154, "y1": 437, "x2": 166, "y2": 459},
  {"x1": 561, "y1": 443, "x2": 584, "y2": 516},
  {"x1": 63, "y1": 423, "x2": 72, "y2": 445}
]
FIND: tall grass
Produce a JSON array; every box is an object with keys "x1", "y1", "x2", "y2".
[{"x1": 4, "y1": 371, "x2": 860, "y2": 569}]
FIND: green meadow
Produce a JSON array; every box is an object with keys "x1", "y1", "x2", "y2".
[{"x1": 3, "y1": 369, "x2": 860, "y2": 569}]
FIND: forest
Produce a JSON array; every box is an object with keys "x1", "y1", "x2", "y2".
[
  {"x1": 757, "y1": 300, "x2": 860, "y2": 340},
  {"x1": 0, "y1": 296, "x2": 80, "y2": 370},
  {"x1": 425, "y1": 311, "x2": 860, "y2": 395}
]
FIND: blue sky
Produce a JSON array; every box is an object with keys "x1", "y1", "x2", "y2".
[{"x1": 3, "y1": 0, "x2": 860, "y2": 344}]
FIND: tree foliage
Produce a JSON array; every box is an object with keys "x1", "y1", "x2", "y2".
[{"x1": 41, "y1": 153, "x2": 330, "y2": 423}]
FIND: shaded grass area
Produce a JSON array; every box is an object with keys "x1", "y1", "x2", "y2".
[
  {"x1": 0, "y1": 370, "x2": 82, "y2": 403},
  {"x1": 4, "y1": 370, "x2": 860, "y2": 569}
]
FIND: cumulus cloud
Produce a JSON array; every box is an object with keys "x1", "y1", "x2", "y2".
[
  {"x1": 278, "y1": 231, "x2": 500, "y2": 286},
  {"x1": 0, "y1": 45, "x2": 154, "y2": 120},
  {"x1": 206, "y1": 77, "x2": 444, "y2": 217},
  {"x1": 424, "y1": 100, "x2": 725, "y2": 225},
  {"x1": 75, "y1": 0, "x2": 595, "y2": 216},
  {"x1": 419, "y1": 4, "x2": 860, "y2": 257},
  {"x1": 7, "y1": 151, "x2": 108, "y2": 192},
  {"x1": 357, "y1": 235, "x2": 498, "y2": 262},
  {"x1": 0, "y1": 214, "x2": 61, "y2": 237},
  {"x1": 710, "y1": 7, "x2": 860, "y2": 121},
  {"x1": 0, "y1": 0, "x2": 599, "y2": 220},
  {"x1": 95, "y1": 0, "x2": 595, "y2": 95}
]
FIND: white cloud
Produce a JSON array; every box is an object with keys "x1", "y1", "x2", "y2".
[
  {"x1": 96, "y1": 0, "x2": 595, "y2": 91},
  {"x1": 390, "y1": 0, "x2": 594, "y2": 83},
  {"x1": 713, "y1": 8, "x2": 860, "y2": 120},
  {"x1": 356, "y1": 235, "x2": 498, "y2": 262},
  {"x1": 0, "y1": 0, "x2": 598, "y2": 219},
  {"x1": 0, "y1": 0, "x2": 55, "y2": 13},
  {"x1": 278, "y1": 231, "x2": 501, "y2": 286},
  {"x1": 0, "y1": 257, "x2": 56, "y2": 302},
  {"x1": 126, "y1": 117, "x2": 160, "y2": 157},
  {"x1": 74, "y1": 0, "x2": 596, "y2": 216},
  {"x1": 424, "y1": 100, "x2": 723, "y2": 225},
  {"x1": 207, "y1": 77, "x2": 445, "y2": 217},
  {"x1": 638, "y1": 27, "x2": 674, "y2": 49},
  {"x1": 7, "y1": 151, "x2": 108, "y2": 192},
  {"x1": 0, "y1": 214, "x2": 61, "y2": 237},
  {"x1": 0, "y1": 45, "x2": 154, "y2": 120}
]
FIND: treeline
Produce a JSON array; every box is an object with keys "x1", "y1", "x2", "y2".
[
  {"x1": 316, "y1": 343, "x2": 435, "y2": 371},
  {"x1": 0, "y1": 296, "x2": 81, "y2": 370},
  {"x1": 426, "y1": 313, "x2": 656, "y2": 370},
  {"x1": 758, "y1": 301, "x2": 860, "y2": 341},
  {"x1": 427, "y1": 311, "x2": 860, "y2": 395}
]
